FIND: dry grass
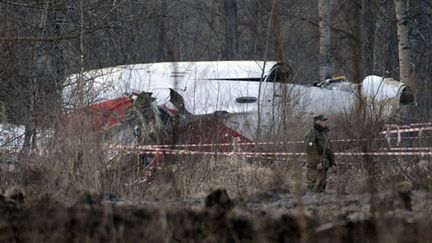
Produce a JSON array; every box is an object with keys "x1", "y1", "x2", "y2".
[
  {"x1": 1, "y1": 105, "x2": 432, "y2": 242},
  {"x1": 2, "y1": 110, "x2": 431, "y2": 201},
  {"x1": 141, "y1": 156, "x2": 287, "y2": 199}
]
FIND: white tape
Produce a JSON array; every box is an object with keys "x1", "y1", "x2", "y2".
[
  {"x1": 381, "y1": 126, "x2": 432, "y2": 135},
  {"x1": 384, "y1": 122, "x2": 432, "y2": 129},
  {"x1": 107, "y1": 134, "x2": 432, "y2": 151},
  {"x1": 2, "y1": 122, "x2": 432, "y2": 158},
  {"x1": 116, "y1": 147, "x2": 306, "y2": 157},
  {"x1": 336, "y1": 151, "x2": 432, "y2": 156},
  {"x1": 381, "y1": 147, "x2": 432, "y2": 151},
  {"x1": 112, "y1": 146, "x2": 432, "y2": 157},
  {"x1": 2, "y1": 145, "x2": 431, "y2": 158}
]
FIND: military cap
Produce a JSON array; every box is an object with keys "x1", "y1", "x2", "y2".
[{"x1": 313, "y1": 114, "x2": 328, "y2": 121}]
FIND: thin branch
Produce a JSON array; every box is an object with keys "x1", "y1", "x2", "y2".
[
  {"x1": 0, "y1": 0, "x2": 43, "y2": 8},
  {"x1": 0, "y1": 25, "x2": 119, "y2": 42}
]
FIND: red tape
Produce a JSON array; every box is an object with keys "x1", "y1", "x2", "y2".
[{"x1": 109, "y1": 145, "x2": 432, "y2": 157}]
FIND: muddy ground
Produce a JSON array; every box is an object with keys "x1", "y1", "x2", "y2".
[
  {"x1": 1, "y1": 151, "x2": 431, "y2": 242},
  {"x1": 1, "y1": 188, "x2": 431, "y2": 243}
]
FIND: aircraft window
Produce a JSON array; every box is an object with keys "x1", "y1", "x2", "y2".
[
  {"x1": 266, "y1": 64, "x2": 290, "y2": 83},
  {"x1": 266, "y1": 68, "x2": 278, "y2": 82},
  {"x1": 236, "y1": 96, "x2": 257, "y2": 104}
]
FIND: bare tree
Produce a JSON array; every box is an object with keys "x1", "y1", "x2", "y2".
[
  {"x1": 348, "y1": 1, "x2": 363, "y2": 82},
  {"x1": 157, "y1": 0, "x2": 169, "y2": 60},
  {"x1": 372, "y1": 0, "x2": 386, "y2": 74},
  {"x1": 362, "y1": 0, "x2": 378, "y2": 75},
  {"x1": 221, "y1": 0, "x2": 239, "y2": 59},
  {"x1": 318, "y1": 0, "x2": 333, "y2": 80},
  {"x1": 394, "y1": 0, "x2": 416, "y2": 91}
]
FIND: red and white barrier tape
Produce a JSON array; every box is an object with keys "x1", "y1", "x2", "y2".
[
  {"x1": 113, "y1": 146, "x2": 432, "y2": 157},
  {"x1": 381, "y1": 147, "x2": 432, "y2": 151},
  {"x1": 335, "y1": 151, "x2": 432, "y2": 156},
  {"x1": 2, "y1": 122, "x2": 432, "y2": 157},
  {"x1": 117, "y1": 147, "x2": 306, "y2": 157},
  {"x1": 111, "y1": 141, "x2": 296, "y2": 149},
  {"x1": 381, "y1": 126, "x2": 432, "y2": 135},
  {"x1": 2, "y1": 145, "x2": 432, "y2": 157},
  {"x1": 2, "y1": 124, "x2": 430, "y2": 152},
  {"x1": 384, "y1": 122, "x2": 432, "y2": 129},
  {"x1": 107, "y1": 134, "x2": 432, "y2": 151}
]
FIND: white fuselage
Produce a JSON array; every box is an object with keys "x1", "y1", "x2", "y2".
[{"x1": 63, "y1": 61, "x2": 413, "y2": 140}]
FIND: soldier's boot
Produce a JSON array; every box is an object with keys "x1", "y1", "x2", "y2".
[
  {"x1": 306, "y1": 169, "x2": 318, "y2": 192},
  {"x1": 315, "y1": 170, "x2": 327, "y2": 193}
]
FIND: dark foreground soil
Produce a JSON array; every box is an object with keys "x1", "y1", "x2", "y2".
[{"x1": 0, "y1": 189, "x2": 431, "y2": 243}]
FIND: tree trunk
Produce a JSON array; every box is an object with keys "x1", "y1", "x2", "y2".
[
  {"x1": 222, "y1": 0, "x2": 238, "y2": 59},
  {"x1": 362, "y1": 0, "x2": 377, "y2": 75},
  {"x1": 271, "y1": 0, "x2": 284, "y2": 64},
  {"x1": 349, "y1": 2, "x2": 363, "y2": 83},
  {"x1": 211, "y1": 0, "x2": 223, "y2": 59},
  {"x1": 23, "y1": 0, "x2": 51, "y2": 151},
  {"x1": 394, "y1": 0, "x2": 415, "y2": 90},
  {"x1": 319, "y1": 0, "x2": 333, "y2": 81},
  {"x1": 373, "y1": 2, "x2": 385, "y2": 75},
  {"x1": 78, "y1": 0, "x2": 85, "y2": 106},
  {"x1": 157, "y1": 0, "x2": 168, "y2": 60}
]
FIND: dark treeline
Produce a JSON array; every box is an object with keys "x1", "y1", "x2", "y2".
[{"x1": 0, "y1": 0, "x2": 431, "y2": 126}]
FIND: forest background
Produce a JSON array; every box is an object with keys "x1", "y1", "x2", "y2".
[{"x1": 0, "y1": 0, "x2": 431, "y2": 130}]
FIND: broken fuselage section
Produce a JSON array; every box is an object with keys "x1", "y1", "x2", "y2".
[{"x1": 63, "y1": 61, "x2": 415, "y2": 142}]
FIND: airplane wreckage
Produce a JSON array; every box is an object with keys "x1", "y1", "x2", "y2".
[
  {"x1": 60, "y1": 61, "x2": 416, "y2": 173},
  {"x1": 63, "y1": 60, "x2": 414, "y2": 136},
  {"x1": 0, "y1": 61, "x2": 416, "y2": 172}
]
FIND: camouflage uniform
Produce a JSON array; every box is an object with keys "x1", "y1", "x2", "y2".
[{"x1": 304, "y1": 123, "x2": 335, "y2": 192}]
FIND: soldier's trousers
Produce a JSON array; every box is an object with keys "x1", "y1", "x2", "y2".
[{"x1": 306, "y1": 168, "x2": 327, "y2": 193}]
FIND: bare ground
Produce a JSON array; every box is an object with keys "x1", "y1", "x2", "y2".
[
  {"x1": 1, "y1": 153, "x2": 431, "y2": 242},
  {"x1": 0, "y1": 187, "x2": 431, "y2": 243}
]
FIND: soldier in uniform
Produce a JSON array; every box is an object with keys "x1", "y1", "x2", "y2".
[{"x1": 304, "y1": 114, "x2": 335, "y2": 192}]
